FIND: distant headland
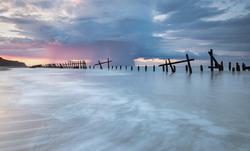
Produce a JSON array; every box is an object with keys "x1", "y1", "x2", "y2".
[{"x1": 0, "y1": 57, "x2": 26, "y2": 68}]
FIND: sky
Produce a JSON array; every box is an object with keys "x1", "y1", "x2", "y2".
[{"x1": 0, "y1": 0, "x2": 250, "y2": 66}]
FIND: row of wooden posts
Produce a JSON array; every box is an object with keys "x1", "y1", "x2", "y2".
[{"x1": 32, "y1": 49, "x2": 249, "y2": 73}]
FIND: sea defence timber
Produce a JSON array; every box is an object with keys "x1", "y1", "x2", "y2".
[{"x1": 29, "y1": 49, "x2": 250, "y2": 74}]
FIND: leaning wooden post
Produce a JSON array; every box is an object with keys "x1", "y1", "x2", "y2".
[
  {"x1": 185, "y1": 65, "x2": 188, "y2": 72},
  {"x1": 168, "y1": 59, "x2": 175, "y2": 73},
  {"x1": 153, "y1": 65, "x2": 155, "y2": 72},
  {"x1": 229, "y1": 62, "x2": 231, "y2": 71},
  {"x1": 209, "y1": 49, "x2": 214, "y2": 72},
  {"x1": 200, "y1": 65, "x2": 203, "y2": 72},
  {"x1": 186, "y1": 54, "x2": 192, "y2": 74},
  {"x1": 98, "y1": 60, "x2": 103, "y2": 69}
]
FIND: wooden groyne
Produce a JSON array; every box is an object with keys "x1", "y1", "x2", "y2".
[{"x1": 30, "y1": 49, "x2": 250, "y2": 73}]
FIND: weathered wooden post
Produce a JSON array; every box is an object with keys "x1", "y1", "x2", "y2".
[
  {"x1": 229, "y1": 62, "x2": 231, "y2": 71},
  {"x1": 220, "y1": 61, "x2": 224, "y2": 71},
  {"x1": 168, "y1": 59, "x2": 176, "y2": 73},
  {"x1": 242, "y1": 63, "x2": 246, "y2": 71},
  {"x1": 236, "y1": 62, "x2": 240, "y2": 71},
  {"x1": 186, "y1": 54, "x2": 192, "y2": 74},
  {"x1": 153, "y1": 65, "x2": 155, "y2": 72},
  {"x1": 145, "y1": 65, "x2": 147, "y2": 72},
  {"x1": 98, "y1": 60, "x2": 103, "y2": 69},
  {"x1": 200, "y1": 65, "x2": 203, "y2": 72},
  {"x1": 107, "y1": 58, "x2": 110, "y2": 69},
  {"x1": 232, "y1": 67, "x2": 235, "y2": 72},
  {"x1": 209, "y1": 49, "x2": 214, "y2": 72}
]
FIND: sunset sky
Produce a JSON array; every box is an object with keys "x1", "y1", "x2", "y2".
[{"x1": 0, "y1": 0, "x2": 250, "y2": 66}]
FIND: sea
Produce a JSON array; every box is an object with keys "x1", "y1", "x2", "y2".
[{"x1": 0, "y1": 67, "x2": 250, "y2": 151}]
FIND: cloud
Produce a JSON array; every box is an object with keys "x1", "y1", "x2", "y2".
[{"x1": 0, "y1": 0, "x2": 250, "y2": 65}]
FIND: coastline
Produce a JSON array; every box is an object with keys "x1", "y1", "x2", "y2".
[{"x1": 0, "y1": 66, "x2": 10, "y2": 71}]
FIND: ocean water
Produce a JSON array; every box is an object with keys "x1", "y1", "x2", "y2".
[{"x1": 0, "y1": 68, "x2": 250, "y2": 151}]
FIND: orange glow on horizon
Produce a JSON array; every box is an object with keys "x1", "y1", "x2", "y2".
[{"x1": 0, "y1": 55, "x2": 91, "y2": 66}]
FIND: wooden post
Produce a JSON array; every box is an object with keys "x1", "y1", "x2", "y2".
[
  {"x1": 232, "y1": 67, "x2": 235, "y2": 72},
  {"x1": 229, "y1": 62, "x2": 231, "y2": 71},
  {"x1": 137, "y1": 66, "x2": 140, "y2": 71},
  {"x1": 186, "y1": 54, "x2": 192, "y2": 74},
  {"x1": 107, "y1": 58, "x2": 110, "y2": 69},
  {"x1": 153, "y1": 65, "x2": 155, "y2": 72},
  {"x1": 173, "y1": 65, "x2": 176, "y2": 72},
  {"x1": 209, "y1": 49, "x2": 214, "y2": 72},
  {"x1": 185, "y1": 65, "x2": 188, "y2": 72},
  {"x1": 242, "y1": 63, "x2": 246, "y2": 71},
  {"x1": 98, "y1": 60, "x2": 103, "y2": 69},
  {"x1": 112, "y1": 66, "x2": 113, "y2": 69},
  {"x1": 120, "y1": 65, "x2": 122, "y2": 70},
  {"x1": 145, "y1": 65, "x2": 147, "y2": 72},
  {"x1": 126, "y1": 65, "x2": 127, "y2": 70},
  {"x1": 236, "y1": 62, "x2": 240, "y2": 71},
  {"x1": 168, "y1": 59, "x2": 175, "y2": 73},
  {"x1": 165, "y1": 60, "x2": 168, "y2": 72},
  {"x1": 131, "y1": 66, "x2": 133, "y2": 71},
  {"x1": 115, "y1": 66, "x2": 117, "y2": 70},
  {"x1": 162, "y1": 65, "x2": 165, "y2": 72},
  {"x1": 200, "y1": 65, "x2": 203, "y2": 72}
]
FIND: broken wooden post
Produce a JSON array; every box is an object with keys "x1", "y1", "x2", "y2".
[
  {"x1": 200, "y1": 65, "x2": 203, "y2": 72},
  {"x1": 236, "y1": 62, "x2": 240, "y2": 71},
  {"x1": 186, "y1": 54, "x2": 192, "y2": 74},
  {"x1": 229, "y1": 62, "x2": 231, "y2": 71},
  {"x1": 153, "y1": 65, "x2": 155, "y2": 72}
]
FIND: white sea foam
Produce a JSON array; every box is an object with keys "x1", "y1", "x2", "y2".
[{"x1": 0, "y1": 68, "x2": 250, "y2": 151}]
